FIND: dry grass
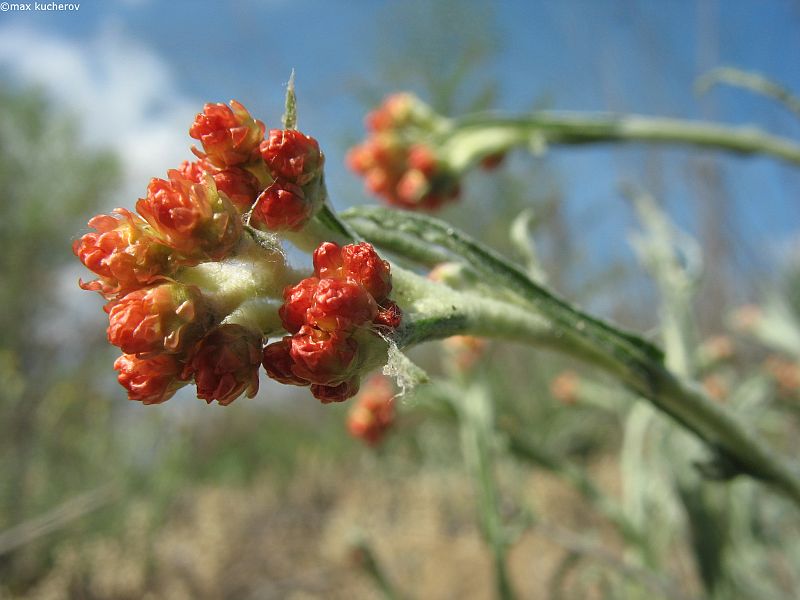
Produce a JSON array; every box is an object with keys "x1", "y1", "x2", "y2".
[{"x1": 15, "y1": 454, "x2": 643, "y2": 600}]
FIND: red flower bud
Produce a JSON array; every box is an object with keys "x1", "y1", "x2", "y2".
[
  {"x1": 345, "y1": 144, "x2": 374, "y2": 173},
  {"x1": 279, "y1": 277, "x2": 319, "y2": 334},
  {"x1": 290, "y1": 325, "x2": 358, "y2": 386},
  {"x1": 341, "y1": 242, "x2": 392, "y2": 301},
  {"x1": 347, "y1": 376, "x2": 395, "y2": 445},
  {"x1": 178, "y1": 160, "x2": 262, "y2": 214},
  {"x1": 210, "y1": 167, "x2": 262, "y2": 213},
  {"x1": 307, "y1": 278, "x2": 377, "y2": 332},
  {"x1": 189, "y1": 100, "x2": 266, "y2": 168},
  {"x1": 251, "y1": 180, "x2": 312, "y2": 232},
  {"x1": 177, "y1": 159, "x2": 209, "y2": 183},
  {"x1": 313, "y1": 242, "x2": 343, "y2": 279},
  {"x1": 74, "y1": 208, "x2": 172, "y2": 299},
  {"x1": 407, "y1": 144, "x2": 438, "y2": 176},
  {"x1": 260, "y1": 129, "x2": 324, "y2": 185},
  {"x1": 396, "y1": 169, "x2": 430, "y2": 205},
  {"x1": 106, "y1": 283, "x2": 212, "y2": 355},
  {"x1": 136, "y1": 171, "x2": 241, "y2": 260},
  {"x1": 311, "y1": 378, "x2": 360, "y2": 403},
  {"x1": 365, "y1": 93, "x2": 415, "y2": 132},
  {"x1": 114, "y1": 353, "x2": 188, "y2": 404},
  {"x1": 262, "y1": 337, "x2": 310, "y2": 386},
  {"x1": 374, "y1": 300, "x2": 402, "y2": 329},
  {"x1": 184, "y1": 324, "x2": 262, "y2": 406},
  {"x1": 443, "y1": 335, "x2": 487, "y2": 372},
  {"x1": 480, "y1": 152, "x2": 506, "y2": 171}
]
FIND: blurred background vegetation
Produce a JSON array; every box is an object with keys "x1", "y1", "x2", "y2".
[{"x1": 2, "y1": 1, "x2": 800, "y2": 598}]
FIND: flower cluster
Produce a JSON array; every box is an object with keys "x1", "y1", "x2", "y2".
[
  {"x1": 347, "y1": 93, "x2": 461, "y2": 211},
  {"x1": 187, "y1": 101, "x2": 325, "y2": 231},
  {"x1": 74, "y1": 100, "x2": 340, "y2": 407},
  {"x1": 347, "y1": 376, "x2": 396, "y2": 446},
  {"x1": 262, "y1": 242, "x2": 402, "y2": 403}
]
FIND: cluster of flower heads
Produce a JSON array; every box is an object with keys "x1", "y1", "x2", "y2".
[
  {"x1": 346, "y1": 376, "x2": 396, "y2": 446},
  {"x1": 262, "y1": 242, "x2": 402, "y2": 403},
  {"x1": 74, "y1": 100, "x2": 399, "y2": 407},
  {"x1": 347, "y1": 93, "x2": 462, "y2": 211}
]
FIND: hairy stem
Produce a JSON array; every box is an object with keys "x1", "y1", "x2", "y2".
[
  {"x1": 336, "y1": 208, "x2": 800, "y2": 507},
  {"x1": 438, "y1": 112, "x2": 800, "y2": 171}
]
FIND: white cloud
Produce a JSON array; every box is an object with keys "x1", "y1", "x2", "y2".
[
  {"x1": 0, "y1": 21, "x2": 202, "y2": 354},
  {"x1": 0, "y1": 21, "x2": 200, "y2": 203}
]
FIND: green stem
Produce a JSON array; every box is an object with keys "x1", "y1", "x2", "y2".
[
  {"x1": 438, "y1": 112, "x2": 800, "y2": 171},
  {"x1": 335, "y1": 208, "x2": 800, "y2": 508},
  {"x1": 455, "y1": 383, "x2": 517, "y2": 600}
]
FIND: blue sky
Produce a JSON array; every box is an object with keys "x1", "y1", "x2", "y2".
[{"x1": 2, "y1": 0, "x2": 800, "y2": 284}]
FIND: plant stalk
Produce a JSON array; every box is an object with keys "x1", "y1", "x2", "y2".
[
  {"x1": 336, "y1": 207, "x2": 800, "y2": 508},
  {"x1": 439, "y1": 112, "x2": 800, "y2": 171}
]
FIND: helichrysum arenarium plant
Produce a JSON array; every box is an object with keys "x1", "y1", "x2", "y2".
[{"x1": 74, "y1": 81, "x2": 800, "y2": 517}]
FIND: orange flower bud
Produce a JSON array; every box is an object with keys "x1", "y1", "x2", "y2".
[
  {"x1": 347, "y1": 376, "x2": 395, "y2": 445},
  {"x1": 279, "y1": 277, "x2": 319, "y2": 334},
  {"x1": 74, "y1": 208, "x2": 172, "y2": 299},
  {"x1": 106, "y1": 282, "x2": 212, "y2": 356},
  {"x1": 313, "y1": 242, "x2": 344, "y2": 279},
  {"x1": 443, "y1": 335, "x2": 487, "y2": 371},
  {"x1": 311, "y1": 377, "x2": 360, "y2": 403},
  {"x1": 114, "y1": 353, "x2": 188, "y2": 404},
  {"x1": 184, "y1": 324, "x2": 262, "y2": 406},
  {"x1": 262, "y1": 337, "x2": 310, "y2": 386},
  {"x1": 341, "y1": 242, "x2": 392, "y2": 301},
  {"x1": 260, "y1": 129, "x2": 324, "y2": 185},
  {"x1": 307, "y1": 278, "x2": 378, "y2": 333},
  {"x1": 290, "y1": 325, "x2": 358, "y2": 386},
  {"x1": 374, "y1": 300, "x2": 402, "y2": 329},
  {"x1": 178, "y1": 160, "x2": 262, "y2": 214},
  {"x1": 365, "y1": 93, "x2": 415, "y2": 132},
  {"x1": 550, "y1": 370, "x2": 580, "y2": 405},
  {"x1": 136, "y1": 171, "x2": 241, "y2": 260},
  {"x1": 189, "y1": 100, "x2": 266, "y2": 168},
  {"x1": 407, "y1": 144, "x2": 438, "y2": 176},
  {"x1": 250, "y1": 180, "x2": 312, "y2": 232}
]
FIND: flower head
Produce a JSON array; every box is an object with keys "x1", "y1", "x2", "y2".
[
  {"x1": 341, "y1": 242, "x2": 392, "y2": 301},
  {"x1": 251, "y1": 180, "x2": 312, "y2": 232},
  {"x1": 347, "y1": 376, "x2": 395, "y2": 445},
  {"x1": 179, "y1": 160, "x2": 262, "y2": 214},
  {"x1": 311, "y1": 378, "x2": 361, "y2": 404},
  {"x1": 313, "y1": 241, "x2": 345, "y2": 279},
  {"x1": 106, "y1": 282, "x2": 212, "y2": 356},
  {"x1": 114, "y1": 353, "x2": 188, "y2": 404},
  {"x1": 264, "y1": 241, "x2": 401, "y2": 401},
  {"x1": 550, "y1": 370, "x2": 580, "y2": 405},
  {"x1": 289, "y1": 325, "x2": 358, "y2": 386},
  {"x1": 374, "y1": 301, "x2": 402, "y2": 329},
  {"x1": 260, "y1": 128, "x2": 324, "y2": 185},
  {"x1": 262, "y1": 337, "x2": 310, "y2": 386},
  {"x1": 184, "y1": 324, "x2": 262, "y2": 405},
  {"x1": 365, "y1": 93, "x2": 416, "y2": 132},
  {"x1": 189, "y1": 100, "x2": 266, "y2": 168},
  {"x1": 349, "y1": 95, "x2": 460, "y2": 211},
  {"x1": 307, "y1": 278, "x2": 378, "y2": 333},
  {"x1": 74, "y1": 208, "x2": 172, "y2": 299},
  {"x1": 136, "y1": 171, "x2": 241, "y2": 260},
  {"x1": 279, "y1": 277, "x2": 319, "y2": 334}
]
